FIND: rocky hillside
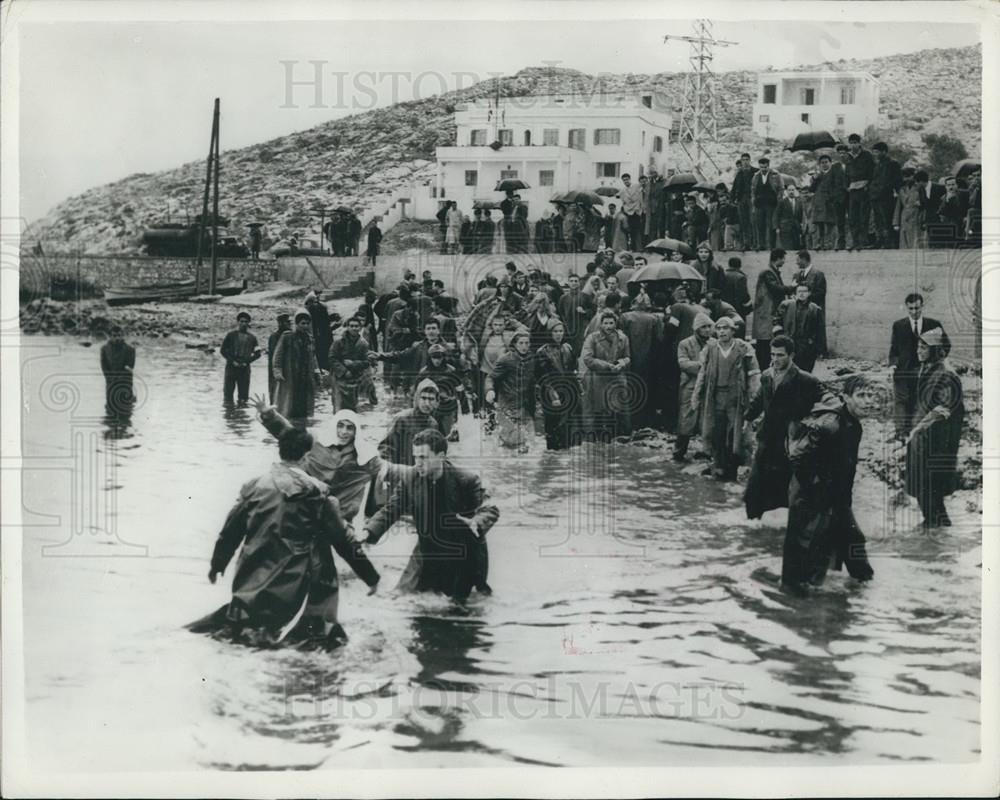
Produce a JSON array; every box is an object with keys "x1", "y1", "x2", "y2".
[{"x1": 27, "y1": 44, "x2": 980, "y2": 255}]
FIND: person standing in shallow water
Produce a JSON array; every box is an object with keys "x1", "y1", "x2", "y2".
[
  {"x1": 267, "y1": 313, "x2": 291, "y2": 403},
  {"x1": 362, "y1": 428, "x2": 500, "y2": 601},
  {"x1": 904, "y1": 327, "x2": 965, "y2": 528},
  {"x1": 782, "y1": 375, "x2": 881, "y2": 595},
  {"x1": 272, "y1": 310, "x2": 322, "y2": 421},
  {"x1": 189, "y1": 426, "x2": 380, "y2": 650},
  {"x1": 100, "y1": 325, "x2": 136, "y2": 415},
  {"x1": 220, "y1": 311, "x2": 261, "y2": 404}
]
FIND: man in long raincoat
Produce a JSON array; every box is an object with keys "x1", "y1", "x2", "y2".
[
  {"x1": 189, "y1": 427, "x2": 380, "y2": 649},
  {"x1": 272, "y1": 309, "x2": 322, "y2": 420},
  {"x1": 673, "y1": 312, "x2": 714, "y2": 462},
  {"x1": 581, "y1": 310, "x2": 632, "y2": 439}
]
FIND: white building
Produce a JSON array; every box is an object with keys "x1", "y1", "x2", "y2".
[
  {"x1": 430, "y1": 92, "x2": 674, "y2": 220},
  {"x1": 752, "y1": 70, "x2": 880, "y2": 141}
]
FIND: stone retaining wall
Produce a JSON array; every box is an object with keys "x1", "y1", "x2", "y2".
[{"x1": 19, "y1": 253, "x2": 277, "y2": 297}]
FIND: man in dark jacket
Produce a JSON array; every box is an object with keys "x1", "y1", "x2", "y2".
[
  {"x1": 556, "y1": 273, "x2": 595, "y2": 356},
  {"x1": 934, "y1": 176, "x2": 970, "y2": 249},
  {"x1": 792, "y1": 250, "x2": 828, "y2": 356},
  {"x1": 220, "y1": 312, "x2": 262, "y2": 404},
  {"x1": 720, "y1": 256, "x2": 753, "y2": 320},
  {"x1": 888, "y1": 292, "x2": 950, "y2": 438},
  {"x1": 100, "y1": 325, "x2": 136, "y2": 416},
  {"x1": 191, "y1": 426, "x2": 380, "y2": 650},
  {"x1": 774, "y1": 284, "x2": 824, "y2": 372},
  {"x1": 915, "y1": 170, "x2": 946, "y2": 248},
  {"x1": 306, "y1": 293, "x2": 333, "y2": 371},
  {"x1": 363, "y1": 428, "x2": 500, "y2": 600},
  {"x1": 731, "y1": 153, "x2": 756, "y2": 250},
  {"x1": 844, "y1": 133, "x2": 876, "y2": 250},
  {"x1": 266, "y1": 313, "x2": 292, "y2": 403},
  {"x1": 744, "y1": 335, "x2": 823, "y2": 520},
  {"x1": 751, "y1": 156, "x2": 783, "y2": 251},
  {"x1": 751, "y1": 248, "x2": 795, "y2": 371},
  {"x1": 328, "y1": 316, "x2": 376, "y2": 412},
  {"x1": 869, "y1": 142, "x2": 902, "y2": 248},
  {"x1": 774, "y1": 185, "x2": 804, "y2": 250},
  {"x1": 781, "y1": 376, "x2": 880, "y2": 594}
]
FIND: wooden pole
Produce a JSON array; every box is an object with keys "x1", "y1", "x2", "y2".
[
  {"x1": 195, "y1": 100, "x2": 219, "y2": 293},
  {"x1": 319, "y1": 209, "x2": 326, "y2": 254},
  {"x1": 210, "y1": 98, "x2": 220, "y2": 296}
]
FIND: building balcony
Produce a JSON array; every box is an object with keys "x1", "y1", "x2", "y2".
[{"x1": 436, "y1": 144, "x2": 584, "y2": 161}]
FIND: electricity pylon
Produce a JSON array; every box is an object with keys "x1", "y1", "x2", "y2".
[{"x1": 664, "y1": 20, "x2": 738, "y2": 177}]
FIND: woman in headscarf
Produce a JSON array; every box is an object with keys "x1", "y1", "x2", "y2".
[
  {"x1": 520, "y1": 289, "x2": 560, "y2": 353},
  {"x1": 693, "y1": 242, "x2": 726, "y2": 295},
  {"x1": 536, "y1": 321, "x2": 583, "y2": 450},
  {"x1": 485, "y1": 330, "x2": 537, "y2": 452},
  {"x1": 273, "y1": 309, "x2": 322, "y2": 420},
  {"x1": 904, "y1": 327, "x2": 965, "y2": 527}
]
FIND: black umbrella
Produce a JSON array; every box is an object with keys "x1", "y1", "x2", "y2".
[
  {"x1": 788, "y1": 131, "x2": 838, "y2": 152},
  {"x1": 627, "y1": 261, "x2": 704, "y2": 284},
  {"x1": 692, "y1": 180, "x2": 719, "y2": 194},
  {"x1": 594, "y1": 186, "x2": 620, "y2": 197},
  {"x1": 664, "y1": 173, "x2": 698, "y2": 192},
  {"x1": 496, "y1": 178, "x2": 531, "y2": 192},
  {"x1": 560, "y1": 189, "x2": 604, "y2": 205},
  {"x1": 954, "y1": 159, "x2": 981, "y2": 178}
]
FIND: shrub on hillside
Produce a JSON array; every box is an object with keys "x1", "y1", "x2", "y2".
[{"x1": 922, "y1": 133, "x2": 969, "y2": 178}]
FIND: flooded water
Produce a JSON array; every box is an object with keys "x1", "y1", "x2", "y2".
[{"x1": 18, "y1": 335, "x2": 981, "y2": 771}]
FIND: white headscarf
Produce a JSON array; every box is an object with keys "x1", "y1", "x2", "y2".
[{"x1": 330, "y1": 408, "x2": 378, "y2": 465}]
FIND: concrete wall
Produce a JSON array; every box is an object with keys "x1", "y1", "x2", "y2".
[
  {"x1": 20, "y1": 253, "x2": 277, "y2": 297},
  {"x1": 358, "y1": 249, "x2": 979, "y2": 364}
]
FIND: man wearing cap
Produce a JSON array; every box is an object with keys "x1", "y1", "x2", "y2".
[
  {"x1": 267, "y1": 313, "x2": 292, "y2": 403},
  {"x1": 273, "y1": 309, "x2": 322, "y2": 419},
  {"x1": 328, "y1": 316, "x2": 376, "y2": 413},
  {"x1": 100, "y1": 325, "x2": 136, "y2": 416},
  {"x1": 221, "y1": 312, "x2": 261, "y2": 404},
  {"x1": 751, "y1": 157, "x2": 783, "y2": 251},
  {"x1": 693, "y1": 316, "x2": 761, "y2": 481},
  {"x1": 417, "y1": 343, "x2": 468, "y2": 441},
  {"x1": 673, "y1": 312, "x2": 715, "y2": 462},
  {"x1": 844, "y1": 133, "x2": 875, "y2": 249}
]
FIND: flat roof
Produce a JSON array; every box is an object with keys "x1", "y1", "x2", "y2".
[{"x1": 758, "y1": 70, "x2": 878, "y2": 82}]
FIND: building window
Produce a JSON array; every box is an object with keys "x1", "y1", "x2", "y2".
[
  {"x1": 759, "y1": 115, "x2": 770, "y2": 123},
  {"x1": 763, "y1": 84, "x2": 776, "y2": 104},
  {"x1": 523, "y1": 130, "x2": 532, "y2": 146},
  {"x1": 498, "y1": 129, "x2": 513, "y2": 146},
  {"x1": 594, "y1": 128, "x2": 621, "y2": 145},
  {"x1": 642, "y1": 95, "x2": 652, "y2": 108},
  {"x1": 654, "y1": 135, "x2": 663, "y2": 153},
  {"x1": 836, "y1": 115, "x2": 845, "y2": 126},
  {"x1": 470, "y1": 129, "x2": 486, "y2": 146},
  {"x1": 539, "y1": 170, "x2": 554, "y2": 186},
  {"x1": 568, "y1": 128, "x2": 586, "y2": 150},
  {"x1": 801, "y1": 88, "x2": 815, "y2": 105},
  {"x1": 500, "y1": 169, "x2": 518, "y2": 180},
  {"x1": 669, "y1": 120, "x2": 680, "y2": 143},
  {"x1": 840, "y1": 85, "x2": 856, "y2": 104},
  {"x1": 464, "y1": 170, "x2": 478, "y2": 187},
  {"x1": 543, "y1": 128, "x2": 559, "y2": 146},
  {"x1": 801, "y1": 113, "x2": 810, "y2": 124},
  {"x1": 595, "y1": 162, "x2": 620, "y2": 178},
  {"x1": 642, "y1": 131, "x2": 646, "y2": 147}
]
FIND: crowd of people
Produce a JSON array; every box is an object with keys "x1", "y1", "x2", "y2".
[
  {"x1": 99, "y1": 229, "x2": 969, "y2": 648},
  {"x1": 433, "y1": 139, "x2": 981, "y2": 257}
]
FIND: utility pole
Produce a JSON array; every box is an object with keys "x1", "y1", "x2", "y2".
[
  {"x1": 664, "y1": 20, "x2": 738, "y2": 176},
  {"x1": 195, "y1": 98, "x2": 220, "y2": 294},
  {"x1": 210, "y1": 99, "x2": 221, "y2": 296}
]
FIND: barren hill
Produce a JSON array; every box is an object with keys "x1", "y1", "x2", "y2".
[{"x1": 26, "y1": 44, "x2": 980, "y2": 255}]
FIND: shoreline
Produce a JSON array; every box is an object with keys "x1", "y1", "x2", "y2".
[{"x1": 19, "y1": 292, "x2": 983, "y2": 515}]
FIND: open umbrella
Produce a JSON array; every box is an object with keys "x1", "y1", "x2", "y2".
[
  {"x1": 549, "y1": 191, "x2": 568, "y2": 204},
  {"x1": 473, "y1": 199, "x2": 499, "y2": 210},
  {"x1": 627, "y1": 261, "x2": 704, "y2": 284},
  {"x1": 664, "y1": 173, "x2": 698, "y2": 192},
  {"x1": 954, "y1": 159, "x2": 981, "y2": 178},
  {"x1": 246, "y1": 222, "x2": 264, "y2": 228},
  {"x1": 561, "y1": 189, "x2": 604, "y2": 205},
  {"x1": 644, "y1": 237, "x2": 695, "y2": 257},
  {"x1": 594, "y1": 186, "x2": 620, "y2": 196},
  {"x1": 692, "y1": 180, "x2": 720, "y2": 194},
  {"x1": 495, "y1": 178, "x2": 531, "y2": 192},
  {"x1": 788, "y1": 130, "x2": 838, "y2": 152}
]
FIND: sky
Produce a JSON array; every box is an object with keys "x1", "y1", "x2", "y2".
[{"x1": 13, "y1": 15, "x2": 981, "y2": 222}]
